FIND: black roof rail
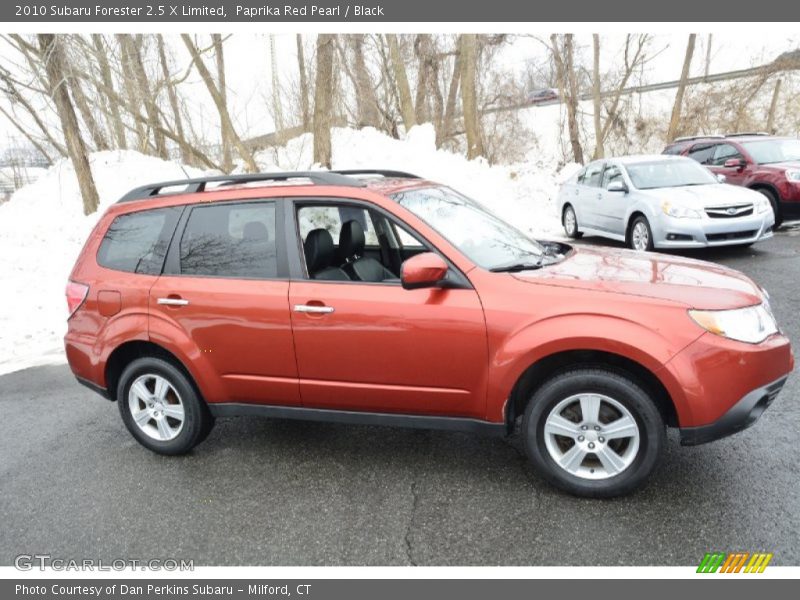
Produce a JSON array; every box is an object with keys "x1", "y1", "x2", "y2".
[
  {"x1": 725, "y1": 131, "x2": 770, "y2": 137},
  {"x1": 672, "y1": 134, "x2": 724, "y2": 143},
  {"x1": 117, "y1": 171, "x2": 365, "y2": 203},
  {"x1": 330, "y1": 169, "x2": 421, "y2": 179}
]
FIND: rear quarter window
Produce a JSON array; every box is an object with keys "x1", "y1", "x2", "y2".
[{"x1": 97, "y1": 207, "x2": 181, "y2": 274}]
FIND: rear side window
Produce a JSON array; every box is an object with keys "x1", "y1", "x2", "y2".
[
  {"x1": 97, "y1": 207, "x2": 181, "y2": 274},
  {"x1": 179, "y1": 201, "x2": 277, "y2": 279}
]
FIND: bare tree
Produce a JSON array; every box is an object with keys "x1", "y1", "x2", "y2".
[
  {"x1": 386, "y1": 34, "x2": 416, "y2": 131},
  {"x1": 156, "y1": 34, "x2": 190, "y2": 164},
  {"x1": 38, "y1": 34, "x2": 99, "y2": 214},
  {"x1": 667, "y1": 33, "x2": 697, "y2": 142},
  {"x1": 213, "y1": 34, "x2": 233, "y2": 171},
  {"x1": 91, "y1": 35, "x2": 126, "y2": 149},
  {"x1": 766, "y1": 78, "x2": 783, "y2": 133},
  {"x1": 591, "y1": 34, "x2": 603, "y2": 159},
  {"x1": 460, "y1": 34, "x2": 484, "y2": 159},
  {"x1": 313, "y1": 34, "x2": 335, "y2": 168},
  {"x1": 296, "y1": 34, "x2": 311, "y2": 131},
  {"x1": 181, "y1": 34, "x2": 258, "y2": 172},
  {"x1": 550, "y1": 34, "x2": 584, "y2": 164},
  {"x1": 349, "y1": 34, "x2": 382, "y2": 129}
]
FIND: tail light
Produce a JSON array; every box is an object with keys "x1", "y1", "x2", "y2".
[{"x1": 66, "y1": 281, "x2": 89, "y2": 318}]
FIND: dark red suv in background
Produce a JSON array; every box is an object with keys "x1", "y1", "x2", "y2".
[{"x1": 664, "y1": 133, "x2": 800, "y2": 225}]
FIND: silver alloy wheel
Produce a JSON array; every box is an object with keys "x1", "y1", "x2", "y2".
[
  {"x1": 564, "y1": 207, "x2": 577, "y2": 236},
  {"x1": 128, "y1": 374, "x2": 185, "y2": 441},
  {"x1": 543, "y1": 393, "x2": 640, "y2": 480},
  {"x1": 631, "y1": 221, "x2": 650, "y2": 251}
]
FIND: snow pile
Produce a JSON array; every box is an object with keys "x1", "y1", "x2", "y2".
[
  {"x1": 0, "y1": 151, "x2": 206, "y2": 375},
  {"x1": 0, "y1": 127, "x2": 573, "y2": 375}
]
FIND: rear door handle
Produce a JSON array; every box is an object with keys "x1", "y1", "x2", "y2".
[
  {"x1": 294, "y1": 304, "x2": 334, "y2": 314},
  {"x1": 157, "y1": 297, "x2": 189, "y2": 306}
]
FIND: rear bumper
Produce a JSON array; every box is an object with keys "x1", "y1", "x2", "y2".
[
  {"x1": 75, "y1": 375, "x2": 112, "y2": 400},
  {"x1": 679, "y1": 375, "x2": 788, "y2": 445}
]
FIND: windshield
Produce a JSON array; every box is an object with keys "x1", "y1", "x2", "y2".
[
  {"x1": 390, "y1": 186, "x2": 545, "y2": 270},
  {"x1": 625, "y1": 159, "x2": 718, "y2": 190},
  {"x1": 741, "y1": 139, "x2": 800, "y2": 164}
]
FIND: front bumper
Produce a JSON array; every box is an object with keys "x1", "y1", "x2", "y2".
[
  {"x1": 652, "y1": 213, "x2": 774, "y2": 248},
  {"x1": 679, "y1": 375, "x2": 788, "y2": 445}
]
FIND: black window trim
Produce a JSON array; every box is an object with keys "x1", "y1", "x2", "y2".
[
  {"x1": 287, "y1": 196, "x2": 473, "y2": 290},
  {"x1": 162, "y1": 198, "x2": 289, "y2": 281},
  {"x1": 95, "y1": 205, "x2": 183, "y2": 276}
]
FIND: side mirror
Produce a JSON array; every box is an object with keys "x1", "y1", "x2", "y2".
[
  {"x1": 606, "y1": 180, "x2": 628, "y2": 193},
  {"x1": 401, "y1": 252, "x2": 448, "y2": 290},
  {"x1": 716, "y1": 173, "x2": 727, "y2": 183},
  {"x1": 724, "y1": 158, "x2": 746, "y2": 170}
]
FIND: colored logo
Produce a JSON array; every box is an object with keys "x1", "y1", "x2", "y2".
[{"x1": 697, "y1": 552, "x2": 773, "y2": 573}]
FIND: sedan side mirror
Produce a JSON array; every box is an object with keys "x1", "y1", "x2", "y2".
[
  {"x1": 724, "y1": 158, "x2": 746, "y2": 170},
  {"x1": 606, "y1": 180, "x2": 628, "y2": 193},
  {"x1": 401, "y1": 252, "x2": 448, "y2": 290}
]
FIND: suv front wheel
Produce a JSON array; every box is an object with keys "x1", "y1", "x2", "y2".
[
  {"x1": 118, "y1": 357, "x2": 214, "y2": 455},
  {"x1": 522, "y1": 368, "x2": 665, "y2": 497}
]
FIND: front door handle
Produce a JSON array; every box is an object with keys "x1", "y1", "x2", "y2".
[
  {"x1": 157, "y1": 297, "x2": 189, "y2": 306},
  {"x1": 294, "y1": 304, "x2": 335, "y2": 314}
]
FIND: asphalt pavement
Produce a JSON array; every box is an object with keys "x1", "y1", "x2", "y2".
[{"x1": 1, "y1": 227, "x2": 798, "y2": 566}]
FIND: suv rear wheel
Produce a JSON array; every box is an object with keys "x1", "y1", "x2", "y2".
[
  {"x1": 118, "y1": 357, "x2": 214, "y2": 455},
  {"x1": 522, "y1": 368, "x2": 665, "y2": 497}
]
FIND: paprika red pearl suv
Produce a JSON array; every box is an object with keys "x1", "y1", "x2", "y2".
[{"x1": 65, "y1": 170, "x2": 794, "y2": 497}]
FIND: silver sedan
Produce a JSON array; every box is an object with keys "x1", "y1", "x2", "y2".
[{"x1": 558, "y1": 155, "x2": 775, "y2": 251}]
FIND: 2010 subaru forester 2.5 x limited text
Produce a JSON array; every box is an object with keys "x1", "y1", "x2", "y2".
[{"x1": 65, "y1": 170, "x2": 794, "y2": 497}]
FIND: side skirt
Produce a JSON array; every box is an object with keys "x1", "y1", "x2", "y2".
[{"x1": 207, "y1": 403, "x2": 507, "y2": 437}]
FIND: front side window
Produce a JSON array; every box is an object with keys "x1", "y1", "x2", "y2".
[
  {"x1": 297, "y1": 205, "x2": 380, "y2": 246},
  {"x1": 97, "y1": 207, "x2": 181, "y2": 274},
  {"x1": 391, "y1": 186, "x2": 545, "y2": 270},
  {"x1": 602, "y1": 165, "x2": 623, "y2": 188},
  {"x1": 179, "y1": 201, "x2": 277, "y2": 278},
  {"x1": 710, "y1": 143, "x2": 744, "y2": 166},
  {"x1": 583, "y1": 162, "x2": 605, "y2": 187}
]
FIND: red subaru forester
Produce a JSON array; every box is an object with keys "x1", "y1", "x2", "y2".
[{"x1": 65, "y1": 170, "x2": 794, "y2": 497}]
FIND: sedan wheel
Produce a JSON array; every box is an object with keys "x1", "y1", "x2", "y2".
[{"x1": 629, "y1": 217, "x2": 653, "y2": 251}]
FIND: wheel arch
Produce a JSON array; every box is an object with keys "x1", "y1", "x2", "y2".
[{"x1": 505, "y1": 349, "x2": 679, "y2": 433}]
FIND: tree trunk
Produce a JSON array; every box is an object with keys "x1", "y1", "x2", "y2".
[
  {"x1": 92, "y1": 35, "x2": 126, "y2": 149},
  {"x1": 156, "y1": 34, "x2": 190, "y2": 164},
  {"x1": 213, "y1": 34, "x2": 234, "y2": 171},
  {"x1": 181, "y1": 34, "x2": 258, "y2": 173},
  {"x1": 440, "y1": 48, "x2": 461, "y2": 148},
  {"x1": 296, "y1": 34, "x2": 311, "y2": 131},
  {"x1": 459, "y1": 34, "x2": 484, "y2": 160},
  {"x1": 551, "y1": 34, "x2": 584, "y2": 164},
  {"x1": 350, "y1": 34, "x2": 382, "y2": 129},
  {"x1": 68, "y1": 66, "x2": 109, "y2": 151},
  {"x1": 413, "y1": 34, "x2": 433, "y2": 125},
  {"x1": 766, "y1": 78, "x2": 782, "y2": 133},
  {"x1": 591, "y1": 34, "x2": 603, "y2": 159},
  {"x1": 386, "y1": 34, "x2": 416, "y2": 131},
  {"x1": 313, "y1": 34, "x2": 335, "y2": 168},
  {"x1": 667, "y1": 33, "x2": 697, "y2": 142},
  {"x1": 38, "y1": 34, "x2": 99, "y2": 215}
]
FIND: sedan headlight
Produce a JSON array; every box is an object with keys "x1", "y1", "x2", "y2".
[
  {"x1": 755, "y1": 195, "x2": 771, "y2": 214},
  {"x1": 662, "y1": 201, "x2": 702, "y2": 219},
  {"x1": 689, "y1": 304, "x2": 778, "y2": 344},
  {"x1": 786, "y1": 169, "x2": 800, "y2": 182}
]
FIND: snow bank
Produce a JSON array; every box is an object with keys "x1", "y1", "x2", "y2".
[
  {"x1": 1, "y1": 128, "x2": 572, "y2": 375},
  {"x1": 0, "y1": 151, "x2": 206, "y2": 375}
]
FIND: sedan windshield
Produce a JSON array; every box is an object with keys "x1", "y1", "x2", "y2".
[
  {"x1": 741, "y1": 139, "x2": 800, "y2": 164},
  {"x1": 391, "y1": 186, "x2": 545, "y2": 270},
  {"x1": 625, "y1": 160, "x2": 718, "y2": 190}
]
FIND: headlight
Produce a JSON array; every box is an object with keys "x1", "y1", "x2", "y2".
[
  {"x1": 755, "y1": 195, "x2": 771, "y2": 214},
  {"x1": 662, "y1": 201, "x2": 702, "y2": 219},
  {"x1": 786, "y1": 169, "x2": 800, "y2": 182},
  {"x1": 689, "y1": 304, "x2": 778, "y2": 344}
]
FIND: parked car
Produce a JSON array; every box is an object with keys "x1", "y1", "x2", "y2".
[
  {"x1": 558, "y1": 155, "x2": 775, "y2": 251},
  {"x1": 526, "y1": 88, "x2": 559, "y2": 104},
  {"x1": 664, "y1": 133, "x2": 800, "y2": 226},
  {"x1": 65, "y1": 170, "x2": 793, "y2": 497}
]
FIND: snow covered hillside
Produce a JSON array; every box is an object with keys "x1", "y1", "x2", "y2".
[{"x1": 0, "y1": 126, "x2": 574, "y2": 375}]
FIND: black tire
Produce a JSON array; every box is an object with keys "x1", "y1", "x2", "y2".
[
  {"x1": 117, "y1": 357, "x2": 214, "y2": 455},
  {"x1": 628, "y1": 215, "x2": 654, "y2": 251},
  {"x1": 562, "y1": 204, "x2": 584, "y2": 239},
  {"x1": 756, "y1": 188, "x2": 782, "y2": 227},
  {"x1": 522, "y1": 368, "x2": 665, "y2": 498}
]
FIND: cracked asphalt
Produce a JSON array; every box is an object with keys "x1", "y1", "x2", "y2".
[{"x1": 1, "y1": 227, "x2": 798, "y2": 566}]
